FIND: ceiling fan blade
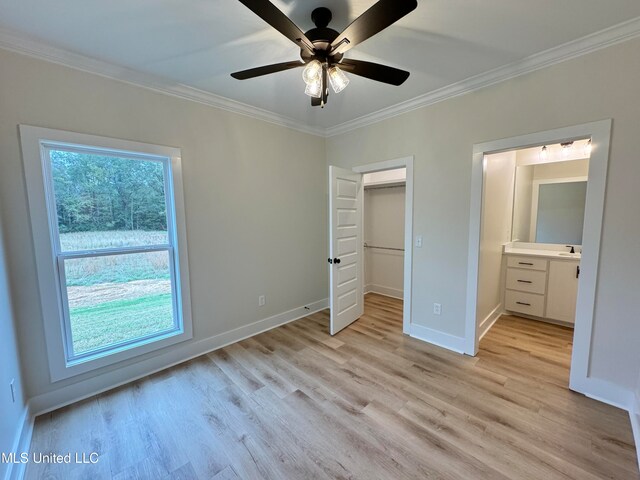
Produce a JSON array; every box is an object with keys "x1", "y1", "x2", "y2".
[
  {"x1": 330, "y1": 0, "x2": 417, "y2": 55},
  {"x1": 231, "y1": 60, "x2": 303, "y2": 80},
  {"x1": 237, "y1": 0, "x2": 315, "y2": 54},
  {"x1": 338, "y1": 59, "x2": 410, "y2": 86}
]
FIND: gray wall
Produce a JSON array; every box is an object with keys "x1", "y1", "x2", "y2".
[
  {"x1": 0, "y1": 48, "x2": 328, "y2": 405},
  {"x1": 0, "y1": 207, "x2": 26, "y2": 478},
  {"x1": 1, "y1": 34, "x2": 640, "y2": 413},
  {"x1": 326, "y1": 37, "x2": 640, "y2": 393}
]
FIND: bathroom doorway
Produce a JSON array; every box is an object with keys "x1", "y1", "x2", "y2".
[
  {"x1": 465, "y1": 121, "x2": 612, "y2": 400},
  {"x1": 476, "y1": 141, "x2": 590, "y2": 390}
]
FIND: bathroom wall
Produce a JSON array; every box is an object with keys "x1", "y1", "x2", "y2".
[
  {"x1": 477, "y1": 151, "x2": 516, "y2": 335},
  {"x1": 533, "y1": 159, "x2": 590, "y2": 181},
  {"x1": 364, "y1": 184, "x2": 405, "y2": 298},
  {"x1": 512, "y1": 166, "x2": 534, "y2": 242}
]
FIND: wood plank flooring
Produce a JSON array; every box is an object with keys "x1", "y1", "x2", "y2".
[{"x1": 26, "y1": 294, "x2": 639, "y2": 479}]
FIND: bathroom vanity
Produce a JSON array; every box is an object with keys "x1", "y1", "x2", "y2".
[{"x1": 503, "y1": 244, "x2": 580, "y2": 325}]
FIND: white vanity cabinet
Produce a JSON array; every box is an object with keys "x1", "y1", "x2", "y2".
[
  {"x1": 504, "y1": 254, "x2": 580, "y2": 325},
  {"x1": 546, "y1": 260, "x2": 579, "y2": 324}
]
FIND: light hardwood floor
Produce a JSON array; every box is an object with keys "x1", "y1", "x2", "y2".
[{"x1": 26, "y1": 294, "x2": 639, "y2": 479}]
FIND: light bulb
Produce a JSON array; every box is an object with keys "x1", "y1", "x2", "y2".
[
  {"x1": 328, "y1": 66, "x2": 349, "y2": 93},
  {"x1": 540, "y1": 146, "x2": 548, "y2": 161},
  {"x1": 302, "y1": 60, "x2": 322, "y2": 85},
  {"x1": 304, "y1": 77, "x2": 322, "y2": 98},
  {"x1": 561, "y1": 141, "x2": 573, "y2": 158},
  {"x1": 585, "y1": 139, "x2": 592, "y2": 156}
]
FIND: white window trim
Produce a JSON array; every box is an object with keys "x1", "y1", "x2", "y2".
[{"x1": 20, "y1": 125, "x2": 193, "y2": 382}]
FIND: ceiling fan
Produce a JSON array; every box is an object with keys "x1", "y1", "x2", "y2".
[{"x1": 231, "y1": 0, "x2": 418, "y2": 107}]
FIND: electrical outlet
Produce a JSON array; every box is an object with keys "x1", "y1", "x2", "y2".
[
  {"x1": 258, "y1": 295, "x2": 266, "y2": 307},
  {"x1": 10, "y1": 379, "x2": 15, "y2": 403},
  {"x1": 415, "y1": 235, "x2": 423, "y2": 248},
  {"x1": 433, "y1": 303, "x2": 442, "y2": 315}
]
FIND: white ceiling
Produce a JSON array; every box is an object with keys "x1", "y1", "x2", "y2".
[{"x1": 1, "y1": 0, "x2": 640, "y2": 129}]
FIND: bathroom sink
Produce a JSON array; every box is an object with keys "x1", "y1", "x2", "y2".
[{"x1": 558, "y1": 252, "x2": 581, "y2": 258}]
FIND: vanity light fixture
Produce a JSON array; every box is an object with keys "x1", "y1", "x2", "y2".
[
  {"x1": 561, "y1": 141, "x2": 574, "y2": 158},
  {"x1": 540, "y1": 145, "x2": 549, "y2": 161},
  {"x1": 584, "y1": 139, "x2": 592, "y2": 156}
]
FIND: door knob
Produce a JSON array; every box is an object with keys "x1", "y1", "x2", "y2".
[{"x1": 334, "y1": 258, "x2": 341, "y2": 264}]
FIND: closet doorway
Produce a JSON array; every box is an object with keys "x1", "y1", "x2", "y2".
[
  {"x1": 327, "y1": 157, "x2": 414, "y2": 335},
  {"x1": 353, "y1": 157, "x2": 414, "y2": 335},
  {"x1": 363, "y1": 169, "x2": 406, "y2": 301}
]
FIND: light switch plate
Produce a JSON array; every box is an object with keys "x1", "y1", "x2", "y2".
[{"x1": 415, "y1": 235, "x2": 423, "y2": 248}]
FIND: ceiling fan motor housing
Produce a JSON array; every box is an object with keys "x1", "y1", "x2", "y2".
[{"x1": 301, "y1": 8, "x2": 343, "y2": 63}]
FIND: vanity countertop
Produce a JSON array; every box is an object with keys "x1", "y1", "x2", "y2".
[{"x1": 504, "y1": 247, "x2": 581, "y2": 260}]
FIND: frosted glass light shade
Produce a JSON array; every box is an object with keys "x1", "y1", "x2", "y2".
[
  {"x1": 585, "y1": 139, "x2": 592, "y2": 156},
  {"x1": 328, "y1": 66, "x2": 349, "y2": 93},
  {"x1": 540, "y1": 146, "x2": 548, "y2": 161},
  {"x1": 302, "y1": 60, "x2": 322, "y2": 85},
  {"x1": 304, "y1": 78, "x2": 322, "y2": 98}
]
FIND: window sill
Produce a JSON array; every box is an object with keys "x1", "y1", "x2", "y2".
[{"x1": 51, "y1": 328, "x2": 192, "y2": 382}]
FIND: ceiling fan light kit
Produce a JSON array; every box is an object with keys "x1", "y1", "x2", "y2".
[
  {"x1": 231, "y1": 0, "x2": 418, "y2": 107},
  {"x1": 328, "y1": 66, "x2": 350, "y2": 94}
]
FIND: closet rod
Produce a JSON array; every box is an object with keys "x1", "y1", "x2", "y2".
[{"x1": 364, "y1": 243, "x2": 405, "y2": 252}]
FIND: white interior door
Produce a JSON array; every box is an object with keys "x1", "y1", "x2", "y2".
[{"x1": 329, "y1": 166, "x2": 364, "y2": 335}]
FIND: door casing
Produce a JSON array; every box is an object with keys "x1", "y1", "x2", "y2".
[
  {"x1": 465, "y1": 120, "x2": 613, "y2": 403},
  {"x1": 352, "y1": 156, "x2": 414, "y2": 335}
]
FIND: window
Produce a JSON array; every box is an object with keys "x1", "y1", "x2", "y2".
[{"x1": 21, "y1": 126, "x2": 192, "y2": 380}]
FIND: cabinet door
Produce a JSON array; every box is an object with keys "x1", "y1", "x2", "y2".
[{"x1": 546, "y1": 261, "x2": 579, "y2": 323}]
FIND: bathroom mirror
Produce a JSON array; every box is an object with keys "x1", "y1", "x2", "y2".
[{"x1": 511, "y1": 159, "x2": 589, "y2": 245}]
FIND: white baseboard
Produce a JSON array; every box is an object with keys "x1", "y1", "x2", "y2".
[
  {"x1": 29, "y1": 298, "x2": 328, "y2": 416},
  {"x1": 478, "y1": 304, "x2": 503, "y2": 341},
  {"x1": 410, "y1": 323, "x2": 466, "y2": 354},
  {"x1": 4, "y1": 404, "x2": 33, "y2": 480},
  {"x1": 364, "y1": 284, "x2": 404, "y2": 300}
]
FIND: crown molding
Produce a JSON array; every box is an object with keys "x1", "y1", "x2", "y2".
[
  {"x1": 325, "y1": 16, "x2": 640, "y2": 137},
  {"x1": 0, "y1": 27, "x2": 326, "y2": 137},
  {"x1": 1, "y1": 16, "x2": 640, "y2": 139}
]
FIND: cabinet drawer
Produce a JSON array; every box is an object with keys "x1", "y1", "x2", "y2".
[
  {"x1": 507, "y1": 256, "x2": 548, "y2": 271},
  {"x1": 505, "y1": 290, "x2": 545, "y2": 317},
  {"x1": 506, "y1": 268, "x2": 547, "y2": 295}
]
